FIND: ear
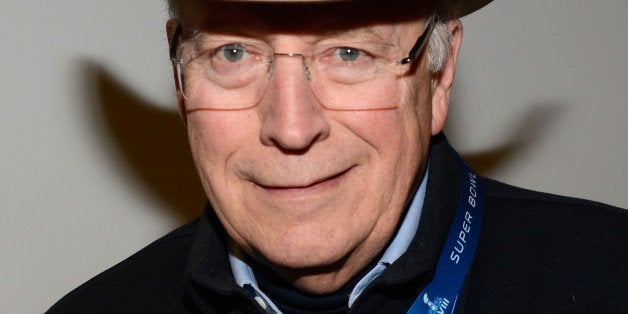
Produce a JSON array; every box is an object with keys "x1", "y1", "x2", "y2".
[
  {"x1": 166, "y1": 19, "x2": 188, "y2": 125},
  {"x1": 430, "y1": 19, "x2": 463, "y2": 135}
]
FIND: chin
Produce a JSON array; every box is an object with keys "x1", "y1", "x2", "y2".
[{"x1": 253, "y1": 226, "x2": 356, "y2": 270}]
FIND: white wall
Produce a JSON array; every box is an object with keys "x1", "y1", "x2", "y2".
[{"x1": 1, "y1": 1, "x2": 625, "y2": 312}]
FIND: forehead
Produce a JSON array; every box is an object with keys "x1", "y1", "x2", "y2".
[{"x1": 178, "y1": 1, "x2": 428, "y2": 37}]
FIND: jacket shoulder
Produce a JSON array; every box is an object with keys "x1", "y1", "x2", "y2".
[
  {"x1": 484, "y1": 177, "x2": 625, "y2": 213},
  {"x1": 47, "y1": 219, "x2": 200, "y2": 313},
  {"x1": 467, "y1": 178, "x2": 627, "y2": 312}
]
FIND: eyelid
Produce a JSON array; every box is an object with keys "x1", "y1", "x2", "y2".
[
  {"x1": 316, "y1": 42, "x2": 394, "y2": 59},
  {"x1": 191, "y1": 41, "x2": 256, "y2": 58},
  {"x1": 316, "y1": 41, "x2": 391, "y2": 48},
  {"x1": 194, "y1": 31, "x2": 264, "y2": 43},
  {"x1": 216, "y1": 43, "x2": 246, "y2": 52},
  {"x1": 187, "y1": 31, "x2": 262, "y2": 47}
]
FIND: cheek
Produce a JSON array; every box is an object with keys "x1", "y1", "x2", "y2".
[
  {"x1": 187, "y1": 113, "x2": 254, "y2": 161},
  {"x1": 400, "y1": 74, "x2": 433, "y2": 152},
  {"x1": 185, "y1": 112, "x2": 259, "y2": 198},
  {"x1": 338, "y1": 109, "x2": 421, "y2": 194},
  {"x1": 338, "y1": 100, "x2": 425, "y2": 167},
  {"x1": 339, "y1": 110, "x2": 405, "y2": 146},
  {"x1": 346, "y1": 82, "x2": 431, "y2": 203}
]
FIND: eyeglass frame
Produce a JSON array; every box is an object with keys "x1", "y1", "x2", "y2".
[{"x1": 168, "y1": 15, "x2": 437, "y2": 106}]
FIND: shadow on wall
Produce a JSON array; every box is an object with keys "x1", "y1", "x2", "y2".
[
  {"x1": 82, "y1": 61, "x2": 206, "y2": 222},
  {"x1": 454, "y1": 103, "x2": 566, "y2": 176}
]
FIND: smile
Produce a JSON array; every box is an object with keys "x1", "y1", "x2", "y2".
[{"x1": 252, "y1": 167, "x2": 353, "y2": 196}]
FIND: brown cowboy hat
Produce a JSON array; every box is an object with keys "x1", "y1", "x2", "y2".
[{"x1": 206, "y1": 0, "x2": 494, "y2": 17}]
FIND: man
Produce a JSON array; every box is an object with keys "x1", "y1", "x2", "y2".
[{"x1": 49, "y1": 0, "x2": 626, "y2": 312}]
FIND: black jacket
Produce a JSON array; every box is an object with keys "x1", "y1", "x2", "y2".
[{"x1": 48, "y1": 135, "x2": 627, "y2": 313}]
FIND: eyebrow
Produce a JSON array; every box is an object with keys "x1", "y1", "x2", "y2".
[{"x1": 190, "y1": 24, "x2": 391, "y2": 47}]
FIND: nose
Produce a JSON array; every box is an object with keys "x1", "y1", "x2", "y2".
[{"x1": 259, "y1": 53, "x2": 330, "y2": 152}]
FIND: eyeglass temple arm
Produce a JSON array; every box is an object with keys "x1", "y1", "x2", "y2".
[{"x1": 399, "y1": 16, "x2": 436, "y2": 65}]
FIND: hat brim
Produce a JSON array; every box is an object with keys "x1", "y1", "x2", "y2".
[{"x1": 204, "y1": 0, "x2": 493, "y2": 17}]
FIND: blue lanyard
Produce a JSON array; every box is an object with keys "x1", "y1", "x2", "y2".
[{"x1": 407, "y1": 155, "x2": 485, "y2": 314}]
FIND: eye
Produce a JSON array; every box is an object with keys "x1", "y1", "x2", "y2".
[
  {"x1": 333, "y1": 47, "x2": 364, "y2": 62},
  {"x1": 217, "y1": 44, "x2": 248, "y2": 63}
]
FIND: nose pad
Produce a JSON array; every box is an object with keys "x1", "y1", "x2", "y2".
[{"x1": 268, "y1": 53, "x2": 312, "y2": 81}]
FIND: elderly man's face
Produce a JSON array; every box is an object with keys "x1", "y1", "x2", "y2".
[{"x1": 173, "y1": 1, "x2": 458, "y2": 291}]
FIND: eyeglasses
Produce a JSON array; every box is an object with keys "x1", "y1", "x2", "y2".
[{"x1": 170, "y1": 17, "x2": 435, "y2": 111}]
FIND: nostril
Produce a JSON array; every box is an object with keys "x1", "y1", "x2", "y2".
[
  {"x1": 270, "y1": 135, "x2": 319, "y2": 155},
  {"x1": 259, "y1": 103, "x2": 331, "y2": 152},
  {"x1": 268, "y1": 125, "x2": 323, "y2": 152}
]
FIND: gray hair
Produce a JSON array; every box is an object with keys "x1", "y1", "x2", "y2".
[{"x1": 427, "y1": 21, "x2": 453, "y2": 73}]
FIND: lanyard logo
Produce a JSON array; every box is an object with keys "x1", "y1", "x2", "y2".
[{"x1": 422, "y1": 293, "x2": 451, "y2": 314}]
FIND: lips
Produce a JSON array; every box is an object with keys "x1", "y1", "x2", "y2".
[{"x1": 254, "y1": 167, "x2": 352, "y2": 190}]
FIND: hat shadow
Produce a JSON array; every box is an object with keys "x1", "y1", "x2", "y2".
[
  {"x1": 450, "y1": 102, "x2": 566, "y2": 176},
  {"x1": 82, "y1": 61, "x2": 206, "y2": 222}
]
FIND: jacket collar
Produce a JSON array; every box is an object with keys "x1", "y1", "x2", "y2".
[{"x1": 377, "y1": 133, "x2": 461, "y2": 286}]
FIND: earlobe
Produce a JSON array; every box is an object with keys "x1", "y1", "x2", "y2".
[{"x1": 431, "y1": 19, "x2": 463, "y2": 135}]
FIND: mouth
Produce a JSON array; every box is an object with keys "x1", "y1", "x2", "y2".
[{"x1": 252, "y1": 167, "x2": 353, "y2": 195}]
